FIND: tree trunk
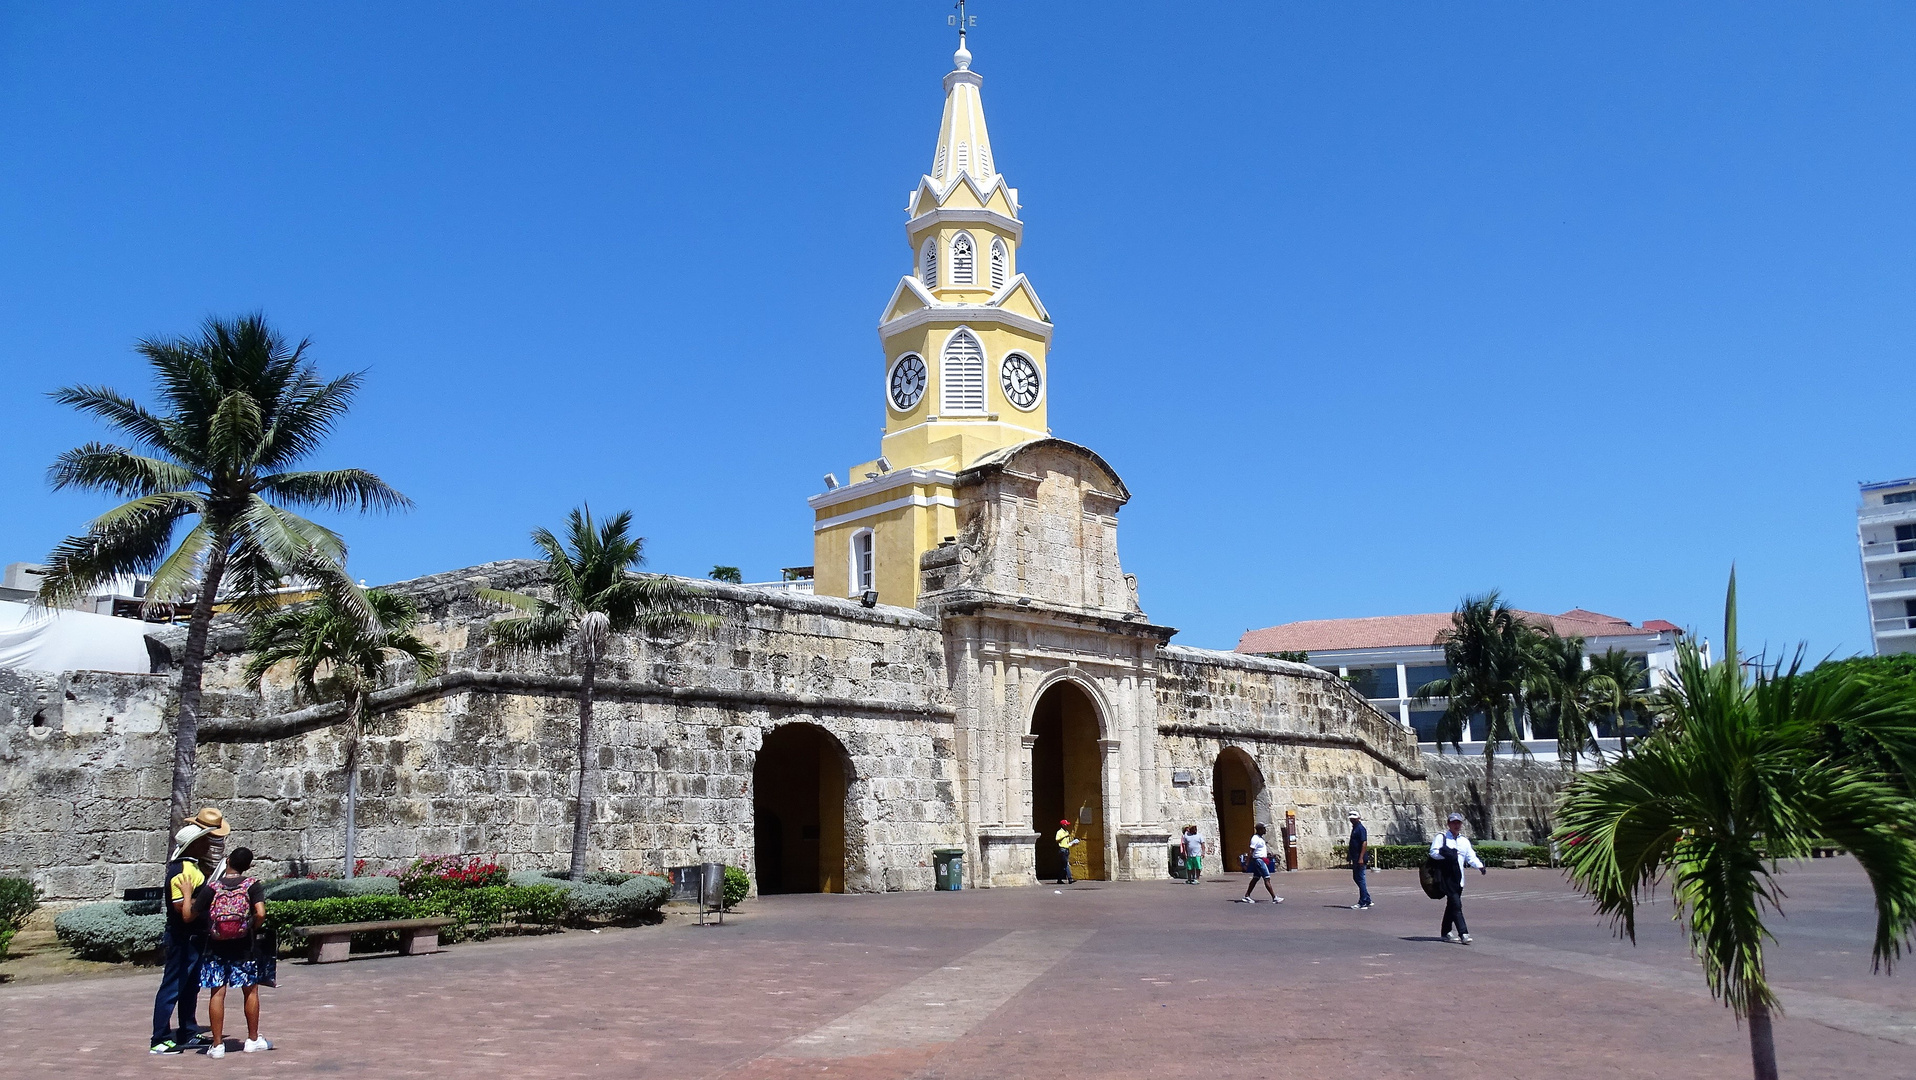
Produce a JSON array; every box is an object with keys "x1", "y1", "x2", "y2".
[
  {"x1": 568, "y1": 654, "x2": 598, "y2": 880},
  {"x1": 1747, "y1": 999, "x2": 1779, "y2": 1080},
  {"x1": 342, "y1": 690, "x2": 364, "y2": 879},
  {"x1": 168, "y1": 542, "x2": 229, "y2": 832},
  {"x1": 1482, "y1": 738, "x2": 1499, "y2": 841}
]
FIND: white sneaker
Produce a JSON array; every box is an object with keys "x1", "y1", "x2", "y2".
[
  {"x1": 1460, "y1": 934, "x2": 1473, "y2": 945},
  {"x1": 244, "y1": 1038, "x2": 272, "y2": 1053},
  {"x1": 1271, "y1": 897, "x2": 1284, "y2": 903},
  {"x1": 1442, "y1": 931, "x2": 1459, "y2": 943},
  {"x1": 207, "y1": 1043, "x2": 225, "y2": 1059},
  {"x1": 1236, "y1": 897, "x2": 1255, "y2": 903}
]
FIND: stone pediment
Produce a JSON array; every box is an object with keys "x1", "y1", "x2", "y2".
[{"x1": 920, "y1": 439, "x2": 1143, "y2": 619}]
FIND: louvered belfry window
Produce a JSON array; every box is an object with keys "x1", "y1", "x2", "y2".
[
  {"x1": 934, "y1": 144, "x2": 948, "y2": 178},
  {"x1": 954, "y1": 142, "x2": 970, "y2": 177},
  {"x1": 951, "y1": 233, "x2": 975, "y2": 285},
  {"x1": 990, "y1": 239, "x2": 1007, "y2": 289},
  {"x1": 977, "y1": 145, "x2": 992, "y2": 177},
  {"x1": 921, "y1": 239, "x2": 938, "y2": 288},
  {"x1": 941, "y1": 329, "x2": 986, "y2": 414}
]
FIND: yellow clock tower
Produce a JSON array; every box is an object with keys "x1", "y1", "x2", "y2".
[{"x1": 809, "y1": 26, "x2": 1053, "y2": 607}]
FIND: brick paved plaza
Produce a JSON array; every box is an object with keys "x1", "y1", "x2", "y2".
[{"x1": 4, "y1": 860, "x2": 1910, "y2": 1079}]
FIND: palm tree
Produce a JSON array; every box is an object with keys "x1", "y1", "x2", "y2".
[
  {"x1": 1589, "y1": 648, "x2": 1654, "y2": 756},
  {"x1": 38, "y1": 314, "x2": 407, "y2": 831},
  {"x1": 243, "y1": 585, "x2": 441, "y2": 878},
  {"x1": 1413, "y1": 592, "x2": 1545, "y2": 838},
  {"x1": 481, "y1": 506, "x2": 716, "y2": 879},
  {"x1": 1555, "y1": 574, "x2": 1916, "y2": 1080},
  {"x1": 1529, "y1": 634, "x2": 1605, "y2": 770}
]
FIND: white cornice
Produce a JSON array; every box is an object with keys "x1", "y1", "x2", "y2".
[
  {"x1": 876, "y1": 275, "x2": 939, "y2": 325},
  {"x1": 907, "y1": 172, "x2": 1020, "y2": 218},
  {"x1": 807, "y1": 466, "x2": 958, "y2": 511},
  {"x1": 906, "y1": 207, "x2": 1022, "y2": 242},
  {"x1": 879, "y1": 299, "x2": 1053, "y2": 344},
  {"x1": 943, "y1": 69, "x2": 983, "y2": 93},
  {"x1": 813, "y1": 493, "x2": 959, "y2": 531}
]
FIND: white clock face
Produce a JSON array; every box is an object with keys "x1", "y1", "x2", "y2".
[
  {"x1": 1000, "y1": 353, "x2": 1041, "y2": 410},
  {"x1": 888, "y1": 353, "x2": 927, "y2": 411}
]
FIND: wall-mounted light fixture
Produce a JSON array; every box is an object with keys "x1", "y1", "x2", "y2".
[
  {"x1": 822, "y1": 473, "x2": 839, "y2": 490},
  {"x1": 876, "y1": 456, "x2": 893, "y2": 473},
  {"x1": 860, "y1": 589, "x2": 879, "y2": 608}
]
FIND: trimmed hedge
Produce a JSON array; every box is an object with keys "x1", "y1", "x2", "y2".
[
  {"x1": 262, "y1": 876, "x2": 402, "y2": 901},
  {"x1": 723, "y1": 866, "x2": 749, "y2": 909},
  {"x1": 54, "y1": 901, "x2": 164, "y2": 962},
  {"x1": 0, "y1": 876, "x2": 39, "y2": 960},
  {"x1": 1368, "y1": 843, "x2": 1550, "y2": 870},
  {"x1": 506, "y1": 870, "x2": 669, "y2": 924},
  {"x1": 265, "y1": 885, "x2": 566, "y2": 948}
]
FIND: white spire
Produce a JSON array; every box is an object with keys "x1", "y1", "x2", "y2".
[{"x1": 930, "y1": 27, "x2": 995, "y2": 187}]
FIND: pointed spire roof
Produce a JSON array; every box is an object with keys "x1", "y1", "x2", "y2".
[{"x1": 929, "y1": 30, "x2": 998, "y2": 190}]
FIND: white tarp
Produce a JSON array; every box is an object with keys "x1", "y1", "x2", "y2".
[{"x1": 0, "y1": 601, "x2": 156, "y2": 674}]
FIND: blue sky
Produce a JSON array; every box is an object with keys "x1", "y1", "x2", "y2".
[{"x1": 3, "y1": 3, "x2": 1912, "y2": 659}]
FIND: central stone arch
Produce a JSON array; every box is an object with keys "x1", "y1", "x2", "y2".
[
  {"x1": 752, "y1": 722, "x2": 853, "y2": 894},
  {"x1": 1028, "y1": 674, "x2": 1109, "y2": 882}
]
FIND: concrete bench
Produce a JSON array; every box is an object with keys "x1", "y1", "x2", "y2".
[{"x1": 294, "y1": 917, "x2": 455, "y2": 964}]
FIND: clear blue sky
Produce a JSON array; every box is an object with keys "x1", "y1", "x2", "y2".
[{"x1": 3, "y1": 3, "x2": 1912, "y2": 659}]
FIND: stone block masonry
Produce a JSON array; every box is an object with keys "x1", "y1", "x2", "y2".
[{"x1": 1421, "y1": 753, "x2": 1571, "y2": 844}]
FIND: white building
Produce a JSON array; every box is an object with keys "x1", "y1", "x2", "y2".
[
  {"x1": 1236, "y1": 608, "x2": 1684, "y2": 752},
  {"x1": 1858, "y1": 476, "x2": 1916, "y2": 656}
]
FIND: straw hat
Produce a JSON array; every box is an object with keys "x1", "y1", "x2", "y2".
[{"x1": 169, "y1": 807, "x2": 231, "y2": 860}]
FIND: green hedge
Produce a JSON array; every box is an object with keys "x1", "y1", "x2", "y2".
[
  {"x1": 1367, "y1": 843, "x2": 1550, "y2": 870},
  {"x1": 0, "y1": 876, "x2": 39, "y2": 960},
  {"x1": 505, "y1": 871, "x2": 669, "y2": 924},
  {"x1": 54, "y1": 901, "x2": 164, "y2": 962},
  {"x1": 262, "y1": 876, "x2": 401, "y2": 901},
  {"x1": 265, "y1": 884, "x2": 566, "y2": 949},
  {"x1": 723, "y1": 866, "x2": 749, "y2": 909},
  {"x1": 1369, "y1": 845, "x2": 1428, "y2": 870}
]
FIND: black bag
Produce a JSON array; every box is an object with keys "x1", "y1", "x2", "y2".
[
  {"x1": 1418, "y1": 857, "x2": 1445, "y2": 899},
  {"x1": 253, "y1": 924, "x2": 278, "y2": 988}
]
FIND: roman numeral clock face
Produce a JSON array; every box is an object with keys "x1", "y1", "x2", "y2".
[
  {"x1": 1000, "y1": 353, "x2": 1041, "y2": 410},
  {"x1": 888, "y1": 353, "x2": 927, "y2": 411}
]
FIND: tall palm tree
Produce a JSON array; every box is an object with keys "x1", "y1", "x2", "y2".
[
  {"x1": 1413, "y1": 592, "x2": 1545, "y2": 838},
  {"x1": 1556, "y1": 575, "x2": 1916, "y2": 1080},
  {"x1": 481, "y1": 506, "x2": 716, "y2": 879},
  {"x1": 1589, "y1": 648, "x2": 1653, "y2": 756},
  {"x1": 1529, "y1": 634, "x2": 1605, "y2": 770},
  {"x1": 38, "y1": 314, "x2": 407, "y2": 831},
  {"x1": 243, "y1": 585, "x2": 441, "y2": 878}
]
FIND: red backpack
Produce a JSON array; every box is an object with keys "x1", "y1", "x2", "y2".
[{"x1": 207, "y1": 877, "x2": 255, "y2": 941}]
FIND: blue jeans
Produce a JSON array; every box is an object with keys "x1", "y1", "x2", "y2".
[
  {"x1": 151, "y1": 928, "x2": 204, "y2": 1045},
  {"x1": 1353, "y1": 864, "x2": 1372, "y2": 906}
]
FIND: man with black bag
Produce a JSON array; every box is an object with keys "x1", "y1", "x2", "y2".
[{"x1": 1429, "y1": 812, "x2": 1486, "y2": 944}]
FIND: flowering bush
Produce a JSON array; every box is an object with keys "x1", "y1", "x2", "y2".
[{"x1": 397, "y1": 855, "x2": 508, "y2": 897}]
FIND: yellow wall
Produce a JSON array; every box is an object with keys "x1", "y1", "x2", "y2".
[{"x1": 812, "y1": 481, "x2": 958, "y2": 607}]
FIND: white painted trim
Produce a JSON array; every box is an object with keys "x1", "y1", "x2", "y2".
[
  {"x1": 908, "y1": 171, "x2": 1021, "y2": 219},
  {"x1": 999, "y1": 350, "x2": 1044, "y2": 413},
  {"x1": 808, "y1": 466, "x2": 957, "y2": 510},
  {"x1": 879, "y1": 418, "x2": 1049, "y2": 443},
  {"x1": 816, "y1": 494, "x2": 960, "y2": 532},
  {"x1": 907, "y1": 207, "x2": 1022, "y2": 242},
  {"x1": 986, "y1": 274, "x2": 1051, "y2": 322},
  {"x1": 880, "y1": 302, "x2": 1053, "y2": 344}
]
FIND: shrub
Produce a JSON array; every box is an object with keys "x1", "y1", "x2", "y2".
[
  {"x1": 508, "y1": 870, "x2": 669, "y2": 925},
  {"x1": 54, "y1": 901, "x2": 164, "y2": 962},
  {"x1": 397, "y1": 855, "x2": 508, "y2": 897},
  {"x1": 262, "y1": 876, "x2": 401, "y2": 901},
  {"x1": 723, "y1": 866, "x2": 749, "y2": 909},
  {"x1": 1369, "y1": 845, "x2": 1429, "y2": 870},
  {"x1": 422, "y1": 885, "x2": 567, "y2": 940},
  {"x1": 0, "y1": 876, "x2": 40, "y2": 960},
  {"x1": 265, "y1": 893, "x2": 419, "y2": 949}
]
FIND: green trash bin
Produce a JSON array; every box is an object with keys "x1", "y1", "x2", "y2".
[{"x1": 933, "y1": 848, "x2": 965, "y2": 891}]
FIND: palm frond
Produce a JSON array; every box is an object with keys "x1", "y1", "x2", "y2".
[
  {"x1": 35, "y1": 497, "x2": 195, "y2": 608},
  {"x1": 205, "y1": 390, "x2": 265, "y2": 470},
  {"x1": 48, "y1": 444, "x2": 201, "y2": 499},
  {"x1": 257, "y1": 370, "x2": 365, "y2": 470},
  {"x1": 46, "y1": 387, "x2": 173, "y2": 453},
  {"x1": 259, "y1": 468, "x2": 410, "y2": 513}
]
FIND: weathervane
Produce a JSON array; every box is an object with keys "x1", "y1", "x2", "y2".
[{"x1": 950, "y1": 0, "x2": 976, "y2": 38}]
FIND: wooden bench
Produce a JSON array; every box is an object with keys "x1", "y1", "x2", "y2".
[{"x1": 293, "y1": 917, "x2": 455, "y2": 964}]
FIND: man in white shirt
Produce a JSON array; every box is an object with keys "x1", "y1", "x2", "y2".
[
  {"x1": 1181, "y1": 825, "x2": 1205, "y2": 884},
  {"x1": 1430, "y1": 812, "x2": 1486, "y2": 943},
  {"x1": 1235, "y1": 824, "x2": 1283, "y2": 904}
]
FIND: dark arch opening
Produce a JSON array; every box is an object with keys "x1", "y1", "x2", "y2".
[
  {"x1": 752, "y1": 723, "x2": 850, "y2": 894},
  {"x1": 1030, "y1": 681, "x2": 1105, "y2": 882},
  {"x1": 1212, "y1": 748, "x2": 1263, "y2": 873}
]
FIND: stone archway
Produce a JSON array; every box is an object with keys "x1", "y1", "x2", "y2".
[
  {"x1": 1212, "y1": 747, "x2": 1264, "y2": 873},
  {"x1": 752, "y1": 723, "x2": 850, "y2": 894},
  {"x1": 1030, "y1": 680, "x2": 1105, "y2": 882}
]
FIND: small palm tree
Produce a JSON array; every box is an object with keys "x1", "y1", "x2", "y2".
[
  {"x1": 1556, "y1": 573, "x2": 1916, "y2": 1080},
  {"x1": 38, "y1": 315, "x2": 407, "y2": 831},
  {"x1": 481, "y1": 506, "x2": 715, "y2": 879},
  {"x1": 1589, "y1": 648, "x2": 1654, "y2": 756},
  {"x1": 243, "y1": 585, "x2": 441, "y2": 878},
  {"x1": 1414, "y1": 592, "x2": 1544, "y2": 838},
  {"x1": 1529, "y1": 634, "x2": 1605, "y2": 770}
]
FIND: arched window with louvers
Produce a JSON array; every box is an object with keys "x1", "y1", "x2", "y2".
[
  {"x1": 990, "y1": 238, "x2": 1008, "y2": 289},
  {"x1": 920, "y1": 238, "x2": 938, "y2": 288},
  {"x1": 951, "y1": 232, "x2": 975, "y2": 286},
  {"x1": 940, "y1": 328, "x2": 986, "y2": 414}
]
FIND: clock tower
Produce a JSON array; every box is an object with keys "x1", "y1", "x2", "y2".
[{"x1": 809, "y1": 25, "x2": 1054, "y2": 607}]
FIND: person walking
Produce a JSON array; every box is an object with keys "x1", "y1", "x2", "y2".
[
  {"x1": 1431, "y1": 812, "x2": 1486, "y2": 943},
  {"x1": 1348, "y1": 811, "x2": 1373, "y2": 910},
  {"x1": 1181, "y1": 825, "x2": 1204, "y2": 884},
  {"x1": 1235, "y1": 823, "x2": 1283, "y2": 904},
  {"x1": 151, "y1": 807, "x2": 228, "y2": 1055},
  {"x1": 192, "y1": 846, "x2": 271, "y2": 1056},
  {"x1": 1054, "y1": 819, "x2": 1080, "y2": 885}
]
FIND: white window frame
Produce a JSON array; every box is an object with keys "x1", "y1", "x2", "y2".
[
  {"x1": 989, "y1": 237, "x2": 1008, "y2": 288},
  {"x1": 920, "y1": 238, "x2": 938, "y2": 288},
  {"x1": 849, "y1": 528, "x2": 876, "y2": 595},
  {"x1": 940, "y1": 326, "x2": 988, "y2": 415},
  {"x1": 951, "y1": 231, "x2": 976, "y2": 285}
]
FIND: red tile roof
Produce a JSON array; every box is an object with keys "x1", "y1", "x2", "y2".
[{"x1": 1236, "y1": 608, "x2": 1678, "y2": 655}]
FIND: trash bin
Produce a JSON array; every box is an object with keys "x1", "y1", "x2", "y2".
[{"x1": 933, "y1": 848, "x2": 965, "y2": 891}]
